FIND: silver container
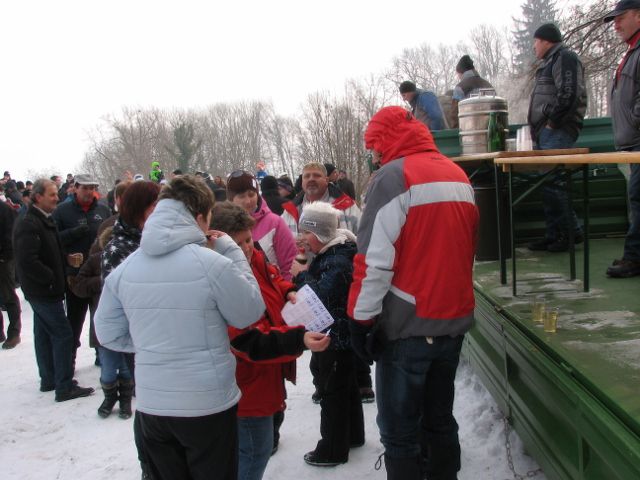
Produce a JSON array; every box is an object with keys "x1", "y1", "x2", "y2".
[{"x1": 458, "y1": 89, "x2": 508, "y2": 155}]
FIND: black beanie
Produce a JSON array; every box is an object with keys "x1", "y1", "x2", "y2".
[
  {"x1": 260, "y1": 175, "x2": 278, "y2": 191},
  {"x1": 534, "y1": 23, "x2": 562, "y2": 43},
  {"x1": 399, "y1": 81, "x2": 417, "y2": 94},
  {"x1": 456, "y1": 55, "x2": 474, "y2": 74},
  {"x1": 323, "y1": 163, "x2": 336, "y2": 177}
]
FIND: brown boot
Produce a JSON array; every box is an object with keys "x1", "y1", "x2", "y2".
[{"x1": 2, "y1": 336, "x2": 21, "y2": 349}]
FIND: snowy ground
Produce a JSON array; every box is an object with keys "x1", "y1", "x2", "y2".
[{"x1": 1, "y1": 290, "x2": 546, "y2": 480}]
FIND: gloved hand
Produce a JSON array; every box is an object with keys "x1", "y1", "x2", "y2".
[
  {"x1": 69, "y1": 224, "x2": 90, "y2": 239},
  {"x1": 349, "y1": 320, "x2": 374, "y2": 365}
]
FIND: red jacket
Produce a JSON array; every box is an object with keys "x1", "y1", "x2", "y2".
[
  {"x1": 348, "y1": 106, "x2": 479, "y2": 340},
  {"x1": 229, "y1": 248, "x2": 304, "y2": 417}
]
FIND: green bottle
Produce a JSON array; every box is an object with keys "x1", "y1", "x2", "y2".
[{"x1": 487, "y1": 112, "x2": 504, "y2": 152}]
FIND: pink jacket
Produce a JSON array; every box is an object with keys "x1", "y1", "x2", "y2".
[{"x1": 252, "y1": 198, "x2": 297, "y2": 280}]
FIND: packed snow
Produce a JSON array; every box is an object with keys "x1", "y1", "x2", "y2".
[{"x1": 1, "y1": 290, "x2": 545, "y2": 480}]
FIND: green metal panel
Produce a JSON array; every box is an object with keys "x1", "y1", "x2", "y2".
[
  {"x1": 468, "y1": 238, "x2": 640, "y2": 480},
  {"x1": 433, "y1": 118, "x2": 629, "y2": 240},
  {"x1": 432, "y1": 117, "x2": 616, "y2": 154}
]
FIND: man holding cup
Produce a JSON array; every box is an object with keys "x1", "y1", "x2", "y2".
[{"x1": 52, "y1": 174, "x2": 111, "y2": 365}]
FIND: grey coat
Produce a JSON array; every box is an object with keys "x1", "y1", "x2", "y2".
[
  {"x1": 528, "y1": 43, "x2": 587, "y2": 143},
  {"x1": 611, "y1": 37, "x2": 640, "y2": 150}
]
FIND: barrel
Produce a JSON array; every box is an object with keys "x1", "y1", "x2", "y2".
[{"x1": 458, "y1": 90, "x2": 508, "y2": 156}]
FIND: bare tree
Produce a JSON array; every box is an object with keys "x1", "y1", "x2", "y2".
[
  {"x1": 263, "y1": 106, "x2": 302, "y2": 178},
  {"x1": 386, "y1": 43, "x2": 464, "y2": 95},
  {"x1": 562, "y1": 0, "x2": 622, "y2": 117},
  {"x1": 469, "y1": 25, "x2": 509, "y2": 84}
]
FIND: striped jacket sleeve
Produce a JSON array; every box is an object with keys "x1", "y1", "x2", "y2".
[{"x1": 347, "y1": 161, "x2": 407, "y2": 323}]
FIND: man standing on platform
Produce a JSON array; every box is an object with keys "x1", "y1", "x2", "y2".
[
  {"x1": 399, "y1": 81, "x2": 448, "y2": 131},
  {"x1": 604, "y1": 1, "x2": 640, "y2": 278},
  {"x1": 527, "y1": 23, "x2": 588, "y2": 253}
]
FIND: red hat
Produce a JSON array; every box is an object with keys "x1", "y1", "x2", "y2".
[{"x1": 364, "y1": 106, "x2": 438, "y2": 165}]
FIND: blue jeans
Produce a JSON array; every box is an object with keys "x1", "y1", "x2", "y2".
[
  {"x1": 98, "y1": 346, "x2": 132, "y2": 384},
  {"x1": 238, "y1": 415, "x2": 273, "y2": 480},
  {"x1": 623, "y1": 150, "x2": 640, "y2": 261},
  {"x1": 537, "y1": 127, "x2": 582, "y2": 240},
  {"x1": 29, "y1": 299, "x2": 74, "y2": 394},
  {"x1": 376, "y1": 335, "x2": 464, "y2": 478}
]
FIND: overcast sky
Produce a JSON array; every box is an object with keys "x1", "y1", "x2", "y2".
[{"x1": 2, "y1": 0, "x2": 574, "y2": 181}]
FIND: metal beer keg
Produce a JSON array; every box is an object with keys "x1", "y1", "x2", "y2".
[{"x1": 458, "y1": 89, "x2": 508, "y2": 155}]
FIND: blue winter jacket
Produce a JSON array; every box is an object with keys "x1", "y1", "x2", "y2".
[{"x1": 94, "y1": 198, "x2": 265, "y2": 417}]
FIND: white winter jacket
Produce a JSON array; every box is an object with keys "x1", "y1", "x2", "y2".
[{"x1": 95, "y1": 199, "x2": 265, "y2": 417}]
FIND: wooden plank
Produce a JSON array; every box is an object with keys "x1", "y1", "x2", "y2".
[
  {"x1": 451, "y1": 148, "x2": 590, "y2": 163},
  {"x1": 496, "y1": 151, "x2": 640, "y2": 165}
]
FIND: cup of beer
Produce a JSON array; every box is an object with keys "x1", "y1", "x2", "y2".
[
  {"x1": 532, "y1": 296, "x2": 545, "y2": 323},
  {"x1": 68, "y1": 253, "x2": 83, "y2": 268},
  {"x1": 544, "y1": 308, "x2": 558, "y2": 333}
]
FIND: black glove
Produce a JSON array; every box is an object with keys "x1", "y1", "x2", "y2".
[
  {"x1": 349, "y1": 321, "x2": 374, "y2": 365},
  {"x1": 69, "y1": 224, "x2": 90, "y2": 239}
]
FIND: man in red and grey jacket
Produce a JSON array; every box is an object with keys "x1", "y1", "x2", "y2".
[{"x1": 347, "y1": 106, "x2": 479, "y2": 480}]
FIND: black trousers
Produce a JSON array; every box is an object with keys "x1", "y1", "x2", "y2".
[
  {"x1": 64, "y1": 285, "x2": 90, "y2": 361},
  {"x1": 310, "y1": 350, "x2": 372, "y2": 392},
  {"x1": 0, "y1": 259, "x2": 21, "y2": 339},
  {"x1": 313, "y1": 350, "x2": 364, "y2": 462},
  {"x1": 137, "y1": 405, "x2": 238, "y2": 480}
]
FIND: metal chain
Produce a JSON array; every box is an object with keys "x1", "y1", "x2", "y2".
[{"x1": 503, "y1": 417, "x2": 544, "y2": 480}]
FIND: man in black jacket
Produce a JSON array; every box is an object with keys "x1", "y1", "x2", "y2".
[
  {"x1": 604, "y1": 0, "x2": 640, "y2": 277},
  {"x1": 52, "y1": 174, "x2": 111, "y2": 363},
  {"x1": 527, "y1": 23, "x2": 588, "y2": 253},
  {"x1": 13, "y1": 179, "x2": 94, "y2": 401},
  {"x1": 0, "y1": 200, "x2": 21, "y2": 348}
]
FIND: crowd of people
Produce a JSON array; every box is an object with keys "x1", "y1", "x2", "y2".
[
  {"x1": 1, "y1": 118, "x2": 475, "y2": 480},
  {"x1": 1, "y1": 4, "x2": 639, "y2": 480}
]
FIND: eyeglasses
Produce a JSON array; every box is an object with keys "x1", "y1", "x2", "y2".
[{"x1": 228, "y1": 170, "x2": 259, "y2": 191}]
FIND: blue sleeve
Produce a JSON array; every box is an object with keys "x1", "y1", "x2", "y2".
[
  {"x1": 417, "y1": 91, "x2": 446, "y2": 131},
  {"x1": 452, "y1": 86, "x2": 465, "y2": 102}
]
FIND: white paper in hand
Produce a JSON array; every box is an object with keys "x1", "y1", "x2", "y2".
[{"x1": 281, "y1": 285, "x2": 334, "y2": 332}]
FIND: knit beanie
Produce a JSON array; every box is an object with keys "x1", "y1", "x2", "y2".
[
  {"x1": 324, "y1": 163, "x2": 336, "y2": 177},
  {"x1": 456, "y1": 55, "x2": 474, "y2": 74},
  {"x1": 277, "y1": 178, "x2": 294, "y2": 193},
  {"x1": 533, "y1": 23, "x2": 562, "y2": 43},
  {"x1": 260, "y1": 175, "x2": 278, "y2": 191},
  {"x1": 227, "y1": 171, "x2": 259, "y2": 200},
  {"x1": 299, "y1": 202, "x2": 340, "y2": 244},
  {"x1": 399, "y1": 81, "x2": 417, "y2": 94}
]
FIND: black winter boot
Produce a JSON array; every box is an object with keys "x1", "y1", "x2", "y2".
[
  {"x1": 97, "y1": 382, "x2": 119, "y2": 418},
  {"x1": 118, "y1": 379, "x2": 134, "y2": 419},
  {"x1": 384, "y1": 454, "x2": 422, "y2": 480}
]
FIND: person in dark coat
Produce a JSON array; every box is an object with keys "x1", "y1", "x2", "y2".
[
  {"x1": 13, "y1": 179, "x2": 94, "y2": 401},
  {"x1": 293, "y1": 202, "x2": 364, "y2": 467},
  {"x1": 52, "y1": 174, "x2": 111, "y2": 365},
  {"x1": 277, "y1": 176, "x2": 296, "y2": 201},
  {"x1": 337, "y1": 170, "x2": 356, "y2": 201},
  {"x1": 0, "y1": 199, "x2": 21, "y2": 348},
  {"x1": 260, "y1": 175, "x2": 287, "y2": 216}
]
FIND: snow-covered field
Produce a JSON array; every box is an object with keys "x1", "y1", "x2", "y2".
[{"x1": 1, "y1": 290, "x2": 545, "y2": 480}]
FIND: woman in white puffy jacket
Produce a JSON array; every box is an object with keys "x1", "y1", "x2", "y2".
[{"x1": 95, "y1": 175, "x2": 265, "y2": 480}]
